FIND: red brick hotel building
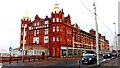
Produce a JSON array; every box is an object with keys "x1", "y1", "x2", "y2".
[{"x1": 20, "y1": 3, "x2": 109, "y2": 58}]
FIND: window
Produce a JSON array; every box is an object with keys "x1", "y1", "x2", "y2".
[
  {"x1": 45, "y1": 21, "x2": 48, "y2": 24},
  {"x1": 21, "y1": 31, "x2": 23, "y2": 35},
  {"x1": 60, "y1": 26, "x2": 62, "y2": 31},
  {"x1": 45, "y1": 29, "x2": 48, "y2": 35},
  {"x1": 33, "y1": 37, "x2": 39, "y2": 44},
  {"x1": 22, "y1": 24, "x2": 24, "y2": 28},
  {"x1": 25, "y1": 24, "x2": 27, "y2": 27},
  {"x1": 29, "y1": 27, "x2": 32, "y2": 30},
  {"x1": 56, "y1": 37, "x2": 59, "y2": 41},
  {"x1": 34, "y1": 23, "x2": 36, "y2": 26},
  {"x1": 56, "y1": 18, "x2": 59, "y2": 22},
  {"x1": 53, "y1": 27, "x2": 55, "y2": 32},
  {"x1": 37, "y1": 30, "x2": 39, "y2": 34},
  {"x1": 21, "y1": 40, "x2": 23, "y2": 44},
  {"x1": 53, "y1": 37, "x2": 55, "y2": 42},
  {"x1": 53, "y1": 18, "x2": 55, "y2": 22},
  {"x1": 57, "y1": 26, "x2": 59, "y2": 32},
  {"x1": 60, "y1": 37, "x2": 62, "y2": 41},
  {"x1": 60, "y1": 19, "x2": 62, "y2": 22},
  {"x1": 45, "y1": 21, "x2": 49, "y2": 27},
  {"x1": 44, "y1": 36, "x2": 49, "y2": 43},
  {"x1": 37, "y1": 22, "x2": 39, "y2": 26}
]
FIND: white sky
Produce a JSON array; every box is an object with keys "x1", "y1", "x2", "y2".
[{"x1": 0, "y1": 0, "x2": 119, "y2": 52}]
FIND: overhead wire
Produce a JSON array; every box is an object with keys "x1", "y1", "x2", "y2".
[{"x1": 80, "y1": 0, "x2": 114, "y2": 36}]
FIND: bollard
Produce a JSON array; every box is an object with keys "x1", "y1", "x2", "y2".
[
  {"x1": 38, "y1": 56, "x2": 40, "y2": 60},
  {"x1": 17, "y1": 57, "x2": 18, "y2": 63},
  {"x1": 29, "y1": 57, "x2": 30, "y2": 62},
  {"x1": 9, "y1": 57, "x2": 11, "y2": 64},
  {"x1": 23, "y1": 57, "x2": 24, "y2": 62},
  {"x1": 34, "y1": 56, "x2": 35, "y2": 61},
  {"x1": 47, "y1": 56, "x2": 48, "y2": 60},
  {"x1": 77, "y1": 60, "x2": 80, "y2": 68}
]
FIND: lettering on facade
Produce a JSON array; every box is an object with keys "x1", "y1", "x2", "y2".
[{"x1": 29, "y1": 25, "x2": 48, "y2": 30}]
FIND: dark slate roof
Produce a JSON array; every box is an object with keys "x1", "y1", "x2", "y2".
[
  {"x1": 64, "y1": 17, "x2": 67, "y2": 22},
  {"x1": 40, "y1": 18, "x2": 44, "y2": 23},
  {"x1": 28, "y1": 22, "x2": 34, "y2": 26},
  {"x1": 81, "y1": 30, "x2": 95, "y2": 38}
]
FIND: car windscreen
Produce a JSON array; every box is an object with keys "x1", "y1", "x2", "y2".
[
  {"x1": 104, "y1": 53, "x2": 110, "y2": 55},
  {"x1": 83, "y1": 55, "x2": 93, "y2": 58}
]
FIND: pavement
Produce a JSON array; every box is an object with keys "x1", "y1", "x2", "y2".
[
  {"x1": 1, "y1": 57, "x2": 81, "y2": 66},
  {"x1": 1, "y1": 57, "x2": 120, "y2": 68}
]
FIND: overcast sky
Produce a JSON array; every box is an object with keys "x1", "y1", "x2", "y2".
[{"x1": 0, "y1": 0, "x2": 119, "y2": 52}]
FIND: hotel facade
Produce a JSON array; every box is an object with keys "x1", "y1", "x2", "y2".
[{"x1": 20, "y1": 3, "x2": 109, "y2": 58}]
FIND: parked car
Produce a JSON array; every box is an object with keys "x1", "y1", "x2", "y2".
[
  {"x1": 112, "y1": 52, "x2": 117, "y2": 56},
  {"x1": 85, "y1": 51, "x2": 97, "y2": 57},
  {"x1": 103, "y1": 52, "x2": 112, "y2": 58},
  {"x1": 82, "y1": 54, "x2": 97, "y2": 64}
]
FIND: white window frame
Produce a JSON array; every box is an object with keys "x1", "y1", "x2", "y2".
[
  {"x1": 53, "y1": 37, "x2": 55, "y2": 42},
  {"x1": 44, "y1": 36, "x2": 49, "y2": 43},
  {"x1": 33, "y1": 37, "x2": 39, "y2": 44},
  {"x1": 60, "y1": 19, "x2": 62, "y2": 22},
  {"x1": 45, "y1": 29, "x2": 48, "y2": 35},
  {"x1": 21, "y1": 40, "x2": 23, "y2": 44},
  {"x1": 53, "y1": 18, "x2": 55, "y2": 22},
  {"x1": 37, "y1": 30, "x2": 39, "y2": 34},
  {"x1": 45, "y1": 21, "x2": 48, "y2": 24},
  {"x1": 56, "y1": 18, "x2": 59, "y2": 22},
  {"x1": 57, "y1": 26, "x2": 59, "y2": 32},
  {"x1": 22, "y1": 24, "x2": 24, "y2": 28},
  {"x1": 25, "y1": 24, "x2": 27, "y2": 27},
  {"x1": 21, "y1": 31, "x2": 23, "y2": 35},
  {"x1": 56, "y1": 37, "x2": 59, "y2": 41},
  {"x1": 37, "y1": 22, "x2": 39, "y2": 26},
  {"x1": 29, "y1": 27, "x2": 32, "y2": 30},
  {"x1": 60, "y1": 26, "x2": 62, "y2": 31},
  {"x1": 34, "y1": 23, "x2": 36, "y2": 26},
  {"x1": 53, "y1": 27, "x2": 55, "y2": 32}
]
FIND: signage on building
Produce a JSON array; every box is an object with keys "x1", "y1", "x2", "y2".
[
  {"x1": 19, "y1": 47, "x2": 23, "y2": 52},
  {"x1": 9, "y1": 47, "x2": 12, "y2": 52},
  {"x1": 29, "y1": 25, "x2": 49, "y2": 30}
]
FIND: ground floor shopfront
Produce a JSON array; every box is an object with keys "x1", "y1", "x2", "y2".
[
  {"x1": 60, "y1": 46, "x2": 96, "y2": 57},
  {"x1": 12, "y1": 45, "x2": 97, "y2": 58},
  {"x1": 50, "y1": 46, "x2": 96, "y2": 58}
]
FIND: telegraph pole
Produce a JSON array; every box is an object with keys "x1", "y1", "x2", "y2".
[{"x1": 93, "y1": 0, "x2": 99, "y2": 65}]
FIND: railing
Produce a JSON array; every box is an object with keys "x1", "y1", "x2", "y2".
[{"x1": 1, "y1": 55, "x2": 50, "y2": 63}]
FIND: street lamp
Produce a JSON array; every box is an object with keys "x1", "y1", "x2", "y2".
[
  {"x1": 113, "y1": 23, "x2": 118, "y2": 56},
  {"x1": 93, "y1": 0, "x2": 99, "y2": 65}
]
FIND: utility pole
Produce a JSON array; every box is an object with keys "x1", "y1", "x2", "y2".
[
  {"x1": 93, "y1": 0, "x2": 99, "y2": 65},
  {"x1": 113, "y1": 23, "x2": 118, "y2": 56}
]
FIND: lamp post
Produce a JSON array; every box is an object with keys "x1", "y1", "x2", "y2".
[
  {"x1": 93, "y1": 0, "x2": 99, "y2": 65},
  {"x1": 113, "y1": 23, "x2": 118, "y2": 56}
]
